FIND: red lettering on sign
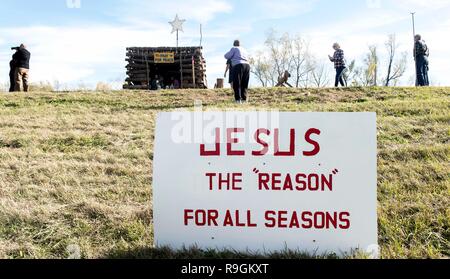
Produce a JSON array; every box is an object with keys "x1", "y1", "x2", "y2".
[
  {"x1": 258, "y1": 172, "x2": 334, "y2": 192},
  {"x1": 184, "y1": 209, "x2": 194, "y2": 226},
  {"x1": 303, "y1": 128, "x2": 321, "y2": 156},
  {"x1": 252, "y1": 129, "x2": 270, "y2": 156},
  {"x1": 206, "y1": 173, "x2": 243, "y2": 191},
  {"x1": 184, "y1": 209, "x2": 350, "y2": 230},
  {"x1": 199, "y1": 128, "x2": 321, "y2": 157},
  {"x1": 200, "y1": 128, "x2": 221, "y2": 156},
  {"x1": 185, "y1": 210, "x2": 258, "y2": 228},
  {"x1": 339, "y1": 212, "x2": 351, "y2": 229},
  {"x1": 264, "y1": 211, "x2": 276, "y2": 228},
  {"x1": 227, "y1": 128, "x2": 245, "y2": 156},
  {"x1": 263, "y1": 210, "x2": 351, "y2": 229},
  {"x1": 274, "y1": 129, "x2": 295, "y2": 156},
  {"x1": 184, "y1": 209, "x2": 219, "y2": 226}
]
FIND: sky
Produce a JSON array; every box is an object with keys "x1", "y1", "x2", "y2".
[{"x1": 0, "y1": 0, "x2": 449, "y2": 89}]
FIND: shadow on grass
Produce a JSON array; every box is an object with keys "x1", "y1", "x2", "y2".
[{"x1": 106, "y1": 246, "x2": 342, "y2": 259}]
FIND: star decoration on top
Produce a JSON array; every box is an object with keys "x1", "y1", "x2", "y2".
[{"x1": 169, "y1": 14, "x2": 186, "y2": 34}]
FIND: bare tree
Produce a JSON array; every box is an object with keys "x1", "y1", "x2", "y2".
[
  {"x1": 260, "y1": 30, "x2": 316, "y2": 88},
  {"x1": 265, "y1": 30, "x2": 294, "y2": 85},
  {"x1": 291, "y1": 35, "x2": 314, "y2": 87},
  {"x1": 310, "y1": 60, "x2": 330, "y2": 88},
  {"x1": 384, "y1": 34, "x2": 407, "y2": 86},
  {"x1": 368, "y1": 45, "x2": 378, "y2": 86},
  {"x1": 249, "y1": 51, "x2": 273, "y2": 87},
  {"x1": 356, "y1": 45, "x2": 379, "y2": 86}
]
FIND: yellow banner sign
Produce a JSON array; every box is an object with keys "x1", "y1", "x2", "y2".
[{"x1": 154, "y1": 52, "x2": 175, "y2": 63}]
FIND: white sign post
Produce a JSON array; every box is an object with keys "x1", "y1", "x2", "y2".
[{"x1": 153, "y1": 112, "x2": 378, "y2": 257}]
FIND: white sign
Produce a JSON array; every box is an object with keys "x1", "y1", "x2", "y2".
[{"x1": 153, "y1": 112, "x2": 378, "y2": 257}]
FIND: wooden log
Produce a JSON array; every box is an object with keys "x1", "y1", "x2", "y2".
[
  {"x1": 215, "y1": 78, "x2": 224, "y2": 89},
  {"x1": 123, "y1": 84, "x2": 148, "y2": 89},
  {"x1": 126, "y1": 70, "x2": 151, "y2": 75}
]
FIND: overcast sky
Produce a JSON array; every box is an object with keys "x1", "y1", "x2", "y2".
[{"x1": 0, "y1": 0, "x2": 449, "y2": 89}]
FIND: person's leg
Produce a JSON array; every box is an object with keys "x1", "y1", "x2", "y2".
[
  {"x1": 334, "y1": 68, "x2": 340, "y2": 87},
  {"x1": 423, "y1": 64, "x2": 429, "y2": 86},
  {"x1": 14, "y1": 68, "x2": 22, "y2": 92},
  {"x1": 423, "y1": 57, "x2": 430, "y2": 86},
  {"x1": 9, "y1": 69, "x2": 15, "y2": 92},
  {"x1": 22, "y1": 69, "x2": 29, "y2": 92},
  {"x1": 336, "y1": 67, "x2": 345, "y2": 87},
  {"x1": 416, "y1": 58, "x2": 425, "y2": 86},
  {"x1": 229, "y1": 66, "x2": 234, "y2": 89},
  {"x1": 240, "y1": 64, "x2": 250, "y2": 101},
  {"x1": 229, "y1": 67, "x2": 234, "y2": 84},
  {"x1": 335, "y1": 67, "x2": 342, "y2": 87},
  {"x1": 233, "y1": 64, "x2": 242, "y2": 102}
]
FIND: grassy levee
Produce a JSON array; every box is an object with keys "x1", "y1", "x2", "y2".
[{"x1": 0, "y1": 87, "x2": 448, "y2": 259}]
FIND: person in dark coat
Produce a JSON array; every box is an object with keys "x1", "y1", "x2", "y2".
[
  {"x1": 9, "y1": 59, "x2": 16, "y2": 92},
  {"x1": 12, "y1": 44, "x2": 31, "y2": 92},
  {"x1": 414, "y1": 34, "x2": 430, "y2": 86}
]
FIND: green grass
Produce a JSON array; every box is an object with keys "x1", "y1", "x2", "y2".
[{"x1": 0, "y1": 87, "x2": 449, "y2": 259}]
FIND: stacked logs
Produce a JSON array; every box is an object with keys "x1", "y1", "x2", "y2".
[{"x1": 123, "y1": 46, "x2": 207, "y2": 90}]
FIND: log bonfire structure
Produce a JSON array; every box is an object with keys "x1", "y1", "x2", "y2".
[{"x1": 123, "y1": 46, "x2": 207, "y2": 90}]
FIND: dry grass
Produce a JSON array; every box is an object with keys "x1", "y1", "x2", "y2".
[{"x1": 0, "y1": 87, "x2": 449, "y2": 259}]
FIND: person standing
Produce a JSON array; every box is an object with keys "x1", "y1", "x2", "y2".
[
  {"x1": 150, "y1": 75, "x2": 159, "y2": 91},
  {"x1": 224, "y1": 40, "x2": 250, "y2": 103},
  {"x1": 414, "y1": 34, "x2": 430, "y2": 86},
  {"x1": 328, "y1": 43, "x2": 347, "y2": 87},
  {"x1": 13, "y1": 44, "x2": 31, "y2": 92},
  {"x1": 224, "y1": 59, "x2": 233, "y2": 87},
  {"x1": 9, "y1": 58, "x2": 16, "y2": 92}
]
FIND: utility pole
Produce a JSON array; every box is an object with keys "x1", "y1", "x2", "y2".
[{"x1": 411, "y1": 12, "x2": 417, "y2": 86}]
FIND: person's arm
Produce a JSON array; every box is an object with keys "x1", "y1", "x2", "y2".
[
  {"x1": 329, "y1": 51, "x2": 336, "y2": 62},
  {"x1": 330, "y1": 50, "x2": 344, "y2": 65},
  {"x1": 224, "y1": 64, "x2": 229, "y2": 77},
  {"x1": 224, "y1": 48, "x2": 235, "y2": 60}
]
